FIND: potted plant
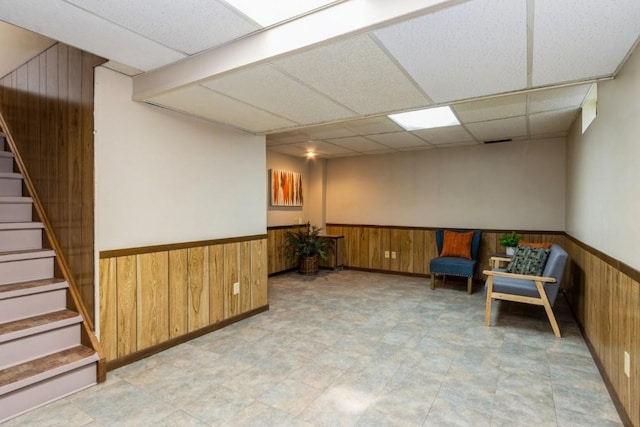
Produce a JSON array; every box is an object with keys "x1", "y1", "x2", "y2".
[
  {"x1": 499, "y1": 231, "x2": 522, "y2": 256},
  {"x1": 285, "y1": 222, "x2": 328, "y2": 275}
]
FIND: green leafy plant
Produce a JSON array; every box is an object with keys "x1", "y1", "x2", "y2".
[
  {"x1": 285, "y1": 222, "x2": 328, "y2": 261},
  {"x1": 499, "y1": 231, "x2": 522, "y2": 247}
]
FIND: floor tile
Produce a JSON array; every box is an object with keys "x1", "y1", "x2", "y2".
[{"x1": 5, "y1": 270, "x2": 622, "y2": 426}]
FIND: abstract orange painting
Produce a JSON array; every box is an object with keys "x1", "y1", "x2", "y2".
[{"x1": 270, "y1": 169, "x2": 303, "y2": 207}]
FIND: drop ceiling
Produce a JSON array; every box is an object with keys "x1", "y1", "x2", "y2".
[{"x1": 1, "y1": 0, "x2": 638, "y2": 159}]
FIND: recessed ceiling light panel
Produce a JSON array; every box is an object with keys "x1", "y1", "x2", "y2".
[{"x1": 388, "y1": 106, "x2": 460, "y2": 131}]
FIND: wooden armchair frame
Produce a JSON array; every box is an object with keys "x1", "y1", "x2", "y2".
[{"x1": 483, "y1": 258, "x2": 561, "y2": 337}]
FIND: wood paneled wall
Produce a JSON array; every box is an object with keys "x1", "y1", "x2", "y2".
[
  {"x1": 267, "y1": 226, "x2": 298, "y2": 275},
  {"x1": 0, "y1": 43, "x2": 105, "y2": 322},
  {"x1": 99, "y1": 236, "x2": 268, "y2": 364},
  {"x1": 323, "y1": 225, "x2": 563, "y2": 279},
  {"x1": 563, "y1": 237, "x2": 639, "y2": 426}
]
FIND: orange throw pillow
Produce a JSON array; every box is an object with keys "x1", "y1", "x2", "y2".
[
  {"x1": 519, "y1": 241, "x2": 552, "y2": 249},
  {"x1": 440, "y1": 230, "x2": 473, "y2": 259}
]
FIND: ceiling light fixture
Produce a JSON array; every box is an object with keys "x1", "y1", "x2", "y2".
[
  {"x1": 306, "y1": 151, "x2": 316, "y2": 159},
  {"x1": 388, "y1": 106, "x2": 460, "y2": 131},
  {"x1": 224, "y1": 0, "x2": 337, "y2": 27}
]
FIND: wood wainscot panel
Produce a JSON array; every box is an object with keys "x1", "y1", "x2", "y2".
[
  {"x1": 564, "y1": 235, "x2": 640, "y2": 427},
  {"x1": 251, "y1": 239, "x2": 268, "y2": 308},
  {"x1": 209, "y1": 245, "x2": 225, "y2": 324},
  {"x1": 98, "y1": 235, "x2": 268, "y2": 365},
  {"x1": 116, "y1": 255, "x2": 137, "y2": 357},
  {"x1": 224, "y1": 242, "x2": 240, "y2": 318},
  {"x1": 168, "y1": 249, "x2": 188, "y2": 339},
  {"x1": 136, "y1": 252, "x2": 169, "y2": 350},
  {"x1": 187, "y1": 247, "x2": 210, "y2": 332},
  {"x1": 98, "y1": 258, "x2": 117, "y2": 361}
]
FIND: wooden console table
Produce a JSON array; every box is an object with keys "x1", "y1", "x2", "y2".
[{"x1": 320, "y1": 235, "x2": 345, "y2": 269}]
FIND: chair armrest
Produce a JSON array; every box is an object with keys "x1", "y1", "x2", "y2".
[
  {"x1": 489, "y1": 256, "x2": 512, "y2": 269},
  {"x1": 482, "y1": 269, "x2": 557, "y2": 283}
]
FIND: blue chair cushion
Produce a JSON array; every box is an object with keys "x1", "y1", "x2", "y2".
[{"x1": 430, "y1": 256, "x2": 477, "y2": 277}]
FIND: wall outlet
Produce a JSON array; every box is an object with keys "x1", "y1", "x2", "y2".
[
  {"x1": 233, "y1": 282, "x2": 240, "y2": 295},
  {"x1": 384, "y1": 251, "x2": 390, "y2": 259},
  {"x1": 624, "y1": 351, "x2": 630, "y2": 378},
  {"x1": 391, "y1": 251, "x2": 397, "y2": 259}
]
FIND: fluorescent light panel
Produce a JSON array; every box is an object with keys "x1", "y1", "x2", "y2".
[
  {"x1": 224, "y1": 0, "x2": 338, "y2": 27},
  {"x1": 388, "y1": 106, "x2": 460, "y2": 131}
]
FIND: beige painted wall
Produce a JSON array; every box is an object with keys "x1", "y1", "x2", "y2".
[
  {"x1": 266, "y1": 152, "x2": 310, "y2": 226},
  {"x1": 566, "y1": 43, "x2": 640, "y2": 270},
  {"x1": 326, "y1": 138, "x2": 566, "y2": 230},
  {"x1": 94, "y1": 67, "x2": 266, "y2": 250},
  {"x1": 0, "y1": 22, "x2": 54, "y2": 78}
]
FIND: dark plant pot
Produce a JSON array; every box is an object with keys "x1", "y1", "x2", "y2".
[{"x1": 298, "y1": 255, "x2": 319, "y2": 275}]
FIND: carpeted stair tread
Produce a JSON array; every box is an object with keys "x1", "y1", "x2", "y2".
[{"x1": 0, "y1": 345, "x2": 96, "y2": 388}]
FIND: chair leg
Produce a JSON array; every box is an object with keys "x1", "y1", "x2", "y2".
[
  {"x1": 430, "y1": 273, "x2": 435, "y2": 290},
  {"x1": 467, "y1": 277, "x2": 473, "y2": 294},
  {"x1": 484, "y1": 276, "x2": 494, "y2": 326},
  {"x1": 535, "y1": 280, "x2": 561, "y2": 337}
]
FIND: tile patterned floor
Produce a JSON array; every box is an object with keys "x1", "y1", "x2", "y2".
[{"x1": 5, "y1": 270, "x2": 622, "y2": 426}]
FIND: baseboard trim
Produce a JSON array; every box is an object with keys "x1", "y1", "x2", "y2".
[{"x1": 105, "y1": 305, "x2": 269, "y2": 371}]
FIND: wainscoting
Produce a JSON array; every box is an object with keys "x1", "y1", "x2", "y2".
[
  {"x1": 99, "y1": 235, "x2": 268, "y2": 366},
  {"x1": 267, "y1": 226, "x2": 298, "y2": 275},
  {"x1": 564, "y1": 236, "x2": 639, "y2": 427},
  {"x1": 324, "y1": 225, "x2": 564, "y2": 280}
]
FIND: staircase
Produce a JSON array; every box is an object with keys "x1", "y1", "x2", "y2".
[{"x1": 0, "y1": 131, "x2": 99, "y2": 422}]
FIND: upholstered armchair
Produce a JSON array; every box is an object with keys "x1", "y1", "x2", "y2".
[
  {"x1": 430, "y1": 229, "x2": 482, "y2": 294},
  {"x1": 484, "y1": 244, "x2": 568, "y2": 337}
]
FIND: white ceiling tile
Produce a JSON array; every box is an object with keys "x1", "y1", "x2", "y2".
[
  {"x1": 65, "y1": 0, "x2": 259, "y2": 55},
  {"x1": 266, "y1": 130, "x2": 310, "y2": 144},
  {"x1": 465, "y1": 116, "x2": 528, "y2": 141},
  {"x1": 532, "y1": 0, "x2": 640, "y2": 86},
  {"x1": 0, "y1": 0, "x2": 186, "y2": 71},
  {"x1": 267, "y1": 144, "x2": 310, "y2": 157},
  {"x1": 202, "y1": 65, "x2": 357, "y2": 125},
  {"x1": 300, "y1": 124, "x2": 356, "y2": 140},
  {"x1": 398, "y1": 145, "x2": 437, "y2": 152},
  {"x1": 529, "y1": 108, "x2": 579, "y2": 135},
  {"x1": 292, "y1": 141, "x2": 356, "y2": 156},
  {"x1": 149, "y1": 86, "x2": 296, "y2": 133},
  {"x1": 222, "y1": 0, "x2": 337, "y2": 27},
  {"x1": 529, "y1": 84, "x2": 592, "y2": 113},
  {"x1": 374, "y1": 0, "x2": 527, "y2": 103},
  {"x1": 433, "y1": 141, "x2": 479, "y2": 148},
  {"x1": 453, "y1": 94, "x2": 527, "y2": 123},
  {"x1": 366, "y1": 132, "x2": 431, "y2": 149},
  {"x1": 340, "y1": 116, "x2": 404, "y2": 135},
  {"x1": 411, "y1": 125, "x2": 475, "y2": 145},
  {"x1": 362, "y1": 149, "x2": 397, "y2": 156},
  {"x1": 325, "y1": 136, "x2": 389, "y2": 152},
  {"x1": 275, "y1": 35, "x2": 431, "y2": 115}
]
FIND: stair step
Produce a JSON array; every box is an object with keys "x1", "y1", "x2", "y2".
[
  {"x1": 0, "y1": 196, "x2": 33, "y2": 222},
  {"x1": 0, "y1": 278, "x2": 68, "y2": 323},
  {"x1": 0, "y1": 172, "x2": 22, "y2": 197},
  {"x1": 0, "y1": 346, "x2": 98, "y2": 423},
  {"x1": 0, "y1": 310, "x2": 82, "y2": 370},
  {"x1": 0, "y1": 151, "x2": 13, "y2": 173},
  {"x1": 0, "y1": 222, "x2": 43, "y2": 252},
  {"x1": 0, "y1": 278, "x2": 68, "y2": 300},
  {"x1": 0, "y1": 249, "x2": 55, "y2": 285}
]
